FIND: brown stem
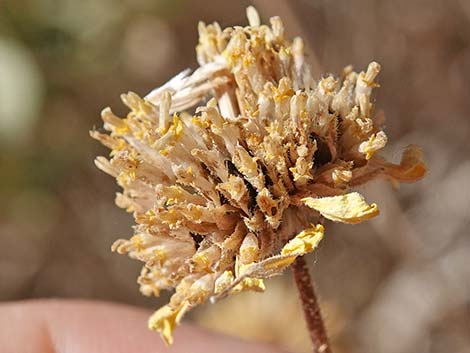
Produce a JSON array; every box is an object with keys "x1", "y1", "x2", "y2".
[{"x1": 292, "y1": 256, "x2": 332, "y2": 353}]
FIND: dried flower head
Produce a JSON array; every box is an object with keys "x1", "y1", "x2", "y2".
[{"x1": 92, "y1": 7, "x2": 426, "y2": 345}]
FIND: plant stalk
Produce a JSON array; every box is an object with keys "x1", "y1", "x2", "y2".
[{"x1": 292, "y1": 256, "x2": 332, "y2": 353}]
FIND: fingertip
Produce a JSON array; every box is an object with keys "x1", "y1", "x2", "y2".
[{"x1": 0, "y1": 300, "x2": 289, "y2": 353}]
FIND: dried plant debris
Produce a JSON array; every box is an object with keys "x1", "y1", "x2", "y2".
[{"x1": 91, "y1": 6, "x2": 426, "y2": 345}]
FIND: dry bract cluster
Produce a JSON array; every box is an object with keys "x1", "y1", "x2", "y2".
[{"x1": 91, "y1": 7, "x2": 426, "y2": 345}]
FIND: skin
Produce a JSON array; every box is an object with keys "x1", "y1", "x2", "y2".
[{"x1": 0, "y1": 300, "x2": 287, "y2": 353}]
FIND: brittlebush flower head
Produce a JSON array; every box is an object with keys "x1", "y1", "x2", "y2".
[{"x1": 91, "y1": 7, "x2": 426, "y2": 345}]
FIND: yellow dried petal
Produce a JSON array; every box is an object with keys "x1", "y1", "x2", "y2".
[
  {"x1": 302, "y1": 192, "x2": 379, "y2": 224},
  {"x1": 148, "y1": 301, "x2": 191, "y2": 346},
  {"x1": 248, "y1": 225, "x2": 324, "y2": 274},
  {"x1": 281, "y1": 224, "x2": 324, "y2": 256}
]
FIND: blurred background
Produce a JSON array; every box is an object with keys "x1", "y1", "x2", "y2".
[{"x1": 0, "y1": 0, "x2": 469, "y2": 352}]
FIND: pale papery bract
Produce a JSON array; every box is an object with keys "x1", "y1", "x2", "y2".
[{"x1": 91, "y1": 6, "x2": 426, "y2": 345}]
